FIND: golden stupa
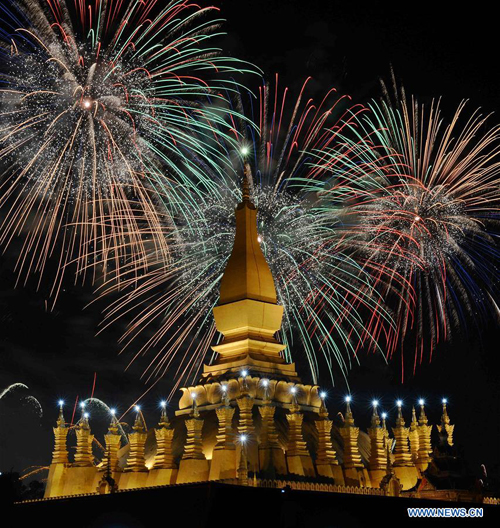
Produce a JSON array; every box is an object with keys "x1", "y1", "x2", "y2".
[{"x1": 41, "y1": 165, "x2": 488, "y2": 505}]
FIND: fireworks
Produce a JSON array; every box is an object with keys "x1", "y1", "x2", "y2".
[
  {"x1": 0, "y1": 0, "x2": 253, "y2": 300},
  {"x1": 100, "y1": 78, "x2": 394, "y2": 395},
  {"x1": 0, "y1": 382, "x2": 43, "y2": 416},
  {"x1": 0, "y1": 382, "x2": 29, "y2": 401},
  {"x1": 2, "y1": 2, "x2": 498, "y2": 389},
  {"x1": 323, "y1": 84, "x2": 500, "y2": 376},
  {"x1": 77, "y1": 397, "x2": 129, "y2": 440}
]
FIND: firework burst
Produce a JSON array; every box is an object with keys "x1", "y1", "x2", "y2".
[
  {"x1": 0, "y1": 382, "x2": 43, "y2": 416},
  {"x1": 99, "y1": 77, "x2": 394, "y2": 396},
  {"x1": 0, "y1": 0, "x2": 253, "y2": 300},
  {"x1": 322, "y1": 84, "x2": 500, "y2": 376}
]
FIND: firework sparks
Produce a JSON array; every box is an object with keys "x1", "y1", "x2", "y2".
[
  {"x1": 322, "y1": 83, "x2": 500, "y2": 377},
  {"x1": 79, "y1": 397, "x2": 129, "y2": 440},
  {"x1": 99, "y1": 77, "x2": 394, "y2": 395},
  {"x1": 0, "y1": 382, "x2": 30, "y2": 400},
  {"x1": 20, "y1": 465, "x2": 50, "y2": 480},
  {"x1": 0, "y1": 382, "x2": 43, "y2": 417},
  {"x1": 0, "y1": 0, "x2": 254, "y2": 301}
]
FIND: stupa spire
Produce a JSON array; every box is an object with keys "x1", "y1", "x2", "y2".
[
  {"x1": 51, "y1": 401, "x2": 69, "y2": 465},
  {"x1": 56, "y1": 401, "x2": 66, "y2": 428},
  {"x1": 74, "y1": 411, "x2": 94, "y2": 467},
  {"x1": 409, "y1": 407, "x2": 420, "y2": 463},
  {"x1": 368, "y1": 401, "x2": 387, "y2": 475},
  {"x1": 101, "y1": 410, "x2": 121, "y2": 473},
  {"x1": 153, "y1": 403, "x2": 176, "y2": 471},
  {"x1": 237, "y1": 436, "x2": 249, "y2": 485},
  {"x1": 344, "y1": 397, "x2": 355, "y2": 427},
  {"x1": 217, "y1": 163, "x2": 276, "y2": 305},
  {"x1": 125, "y1": 407, "x2": 147, "y2": 473},
  {"x1": 437, "y1": 399, "x2": 455, "y2": 447},
  {"x1": 204, "y1": 163, "x2": 298, "y2": 380},
  {"x1": 315, "y1": 394, "x2": 340, "y2": 477},
  {"x1": 160, "y1": 402, "x2": 169, "y2": 425},
  {"x1": 382, "y1": 412, "x2": 388, "y2": 432},
  {"x1": 241, "y1": 162, "x2": 252, "y2": 204},
  {"x1": 392, "y1": 402, "x2": 413, "y2": 467},
  {"x1": 416, "y1": 400, "x2": 433, "y2": 471},
  {"x1": 286, "y1": 392, "x2": 313, "y2": 476},
  {"x1": 418, "y1": 400, "x2": 429, "y2": 425},
  {"x1": 340, "y1": 397, "x2": 363, "y2": 469},
  {"x1": 371, "y1": 401, "x2": 381, "y2": 428},
  {"x1": 133, "y1": 410, "x2": 145, "y2": 432}
]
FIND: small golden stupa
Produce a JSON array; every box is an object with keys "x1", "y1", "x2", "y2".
[{"x1": 43, "y1": 165, "x2": 476, "y2": 502}]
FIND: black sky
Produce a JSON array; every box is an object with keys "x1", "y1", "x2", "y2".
[{"x1": 1, "y1": 0, "x2": 499, "y2": 484}]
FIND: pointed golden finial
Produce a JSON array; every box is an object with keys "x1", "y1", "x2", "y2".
[
  {"x1": 220, "y1": 384, "x2": 230, "y2": 407},
  {"x1": 56, "y1": 400, "x2": 66, "y2": 428},
  {"x1": 409, "y1": 406, "x2": 420, "y2": 463},
  {"x1": 319, "y1": 391, "x2": 328, "y2": 418},
  {"x1": 241, "y1": 163, "x2": 253, "y2": 205},
  {"x1": 380, "y1": 412, "x2": 391, "y2": 455},
  {"x1": 133, "y1": 406, "x2": 145, "y2": 432},
  {"x1": 240, "y1": 370, "x2": 249, "y2": 394},
  {"x1": 344, "y1": 396, "x2": 355, "y2": 426},
  {"x1": 441, "y1": 398, "x2": 450, "y2": 425},
  {"x1": 411, "y1": 406, "x2": 418, "y2": 427},
  {"x1": 78, "y1": 402, "x2": 90, "y2": 430},
  {"x1": 415, "y1": 400, "x2": 433, "y2": 471},
  {"x1": 51, "y1": 400, "x2": 69, "y2": 465},
  {"x1": 395, "y1": 400, "x2": 405, "y2": 427},
  {"x1": 339, "y1": 395, "x2": 363, "y2": 469},
  {"x1": 190, "y1": 392, "x2": 200, "y2": 418},
  {"x1": 371, "y1": 400, "x2": 381, "y2": 427},
  {"x1": 437, "y1": 398, "x2": 454, "y2": 446},
  {"x1": 237, "y1": 434, "x2": 249, "y2": 485},
  {"x1": 392, "y1": 400, "x2": 413, "y2": 467},
  {"x1": 159, "y1": 401, "x2": 170, "y2": 427},
  {"x1": 108, "y1": 409, "x2": 119, "y2": 434},
  {"x1": 289, "y1": 386, "x2": 300, "y2": 414},
  {"x1": 74, "y1": 405, "x2": 93, "y2": 467},
  {"x1": 261, "y1": 379, "x2": 270, "y2": 403},
  {"x1": 418, "y1": 399, "x2": 428, "y2": 425},
  {"x1": 381, "y1": 412, "x2": 388, "y2": 431}
]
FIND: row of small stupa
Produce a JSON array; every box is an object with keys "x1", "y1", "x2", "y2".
[
  {"x1": 44, "y1": 391, "x2": 455, "y2": 497},
  {"x1": 44, "y1": 165, "x2": 454, "y2": 498}
]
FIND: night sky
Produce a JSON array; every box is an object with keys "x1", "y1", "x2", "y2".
[{"x1": 1, "y1": 0, "x2": 499, "y2": 486}]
